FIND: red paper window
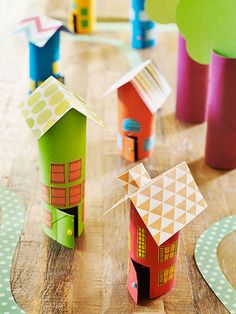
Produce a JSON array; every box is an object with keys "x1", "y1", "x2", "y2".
[
  {"x1": 69, "y1": 159, "x2": 82, "y2": 182},
  {"x1": 51, "y1": 164, "x2": 65, "y2": 184},
  {"x1": 51, "y1": 187, "x2": 66, "y2": 207},
  {"x1": 69, "y1": 184, "x2": 81, "y2": 206},
  {"x1": 43, "y1": 208, "x2": 52, "y2": 229},
  {"x1": 41, "y1": 184, "x2": 50, "y2": 204}
]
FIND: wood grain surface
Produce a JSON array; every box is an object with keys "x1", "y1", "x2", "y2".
[{"x1": 0, "y1": 1, "x2": 235, "y2": 313}]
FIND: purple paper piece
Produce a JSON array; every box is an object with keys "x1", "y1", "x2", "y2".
[
  {"x1": 176, "y1": 34, "x2": 209, "y2": 124},
  {"x1": 205, "y1": 51, "x2": 236, "y2": 170}
]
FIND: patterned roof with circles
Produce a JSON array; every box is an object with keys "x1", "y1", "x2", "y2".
[
  {"x1": 129, "y1": 162, "x2": 207, "y2": 246},
  {"x1": 19, "y1": 76, "x2": 104, "y2": 140}
]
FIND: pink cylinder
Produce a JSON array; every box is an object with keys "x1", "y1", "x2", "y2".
[
  {"x1": 205, "y1": 52, "x2": 236, "y2": 170},
  {"x1": 176, "y1": 34, "x2": 209, "y2": 124}
]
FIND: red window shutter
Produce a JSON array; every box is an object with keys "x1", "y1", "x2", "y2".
[
  {"x1": 51, "y1": 187, "x2": 66, "y2": 207},
  {"x1": 41, "y1": 184, "x2": 50, "y2": 204},
  {"x1": 51, "y1": 164, "x2": 65, "y2": 184},
  {"x1": 69, "y1": 159, "x2": 82, "y2": 182},
  {"x1": 69, "y1": 184, "x2": 81, "y2": 206},
  {"x1": 43, "y1": 208, "x2": 52, "y2": 228}
]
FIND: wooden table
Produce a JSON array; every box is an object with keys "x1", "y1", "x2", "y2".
[{"x1": 0, "y1": 1, "x2": 235, "y2": 313}]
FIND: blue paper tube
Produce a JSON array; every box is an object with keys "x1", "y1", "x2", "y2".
[
  {"x1": 131, "y1": 0, "x2": 157, "y2": 49},
  {"x1": 29, "y1": 31, "x2": 63, "y2": 92}
]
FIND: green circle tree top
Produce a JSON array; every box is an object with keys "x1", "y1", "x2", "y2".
[
  {"x1": 145, "y1": 0, "x2": 179, "y2": 24},
  {"x1": 176, "y1": 0, "x2": 236, "y2": 64}
]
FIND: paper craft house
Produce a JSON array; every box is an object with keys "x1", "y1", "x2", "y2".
[
  {"x1": 19, "y1": 76, "x2": 104, "y2": 249},
  {"x1": 113, "y1": 162, "x2": 207, "y2": 303},
  {"x1": 14, "y1": 16, "x2": 69, "y2": 93},
  {"x1": 131, "y1": 0, "x2": 156, "y2": 49},
  {"x1": 105, "y1": 60, "x2": 171, "y2": 163},
  {"x1": 69, "y1": 0, "x2": 95, "y2": 34}
]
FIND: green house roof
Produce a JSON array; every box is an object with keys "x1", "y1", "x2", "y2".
[{"x1": 19, "y1": 76, "x2": 104, "y2": 140}]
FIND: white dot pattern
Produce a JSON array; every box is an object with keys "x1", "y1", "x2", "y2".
[
  {"x1": 195, "y1": 216, "x2": 236, "y2": 314},
  {"x1": 0, "y1": 188, "x2": 26, "y2": 313}
]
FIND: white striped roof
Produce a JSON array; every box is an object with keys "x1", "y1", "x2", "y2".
[{"x1": 104, "y1": 60, "x2": 171, "y2": 114}]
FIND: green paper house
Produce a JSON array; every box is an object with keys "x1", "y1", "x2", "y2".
[{"x1": 19, "y1": 76, "x2": 104, "y2": 249}]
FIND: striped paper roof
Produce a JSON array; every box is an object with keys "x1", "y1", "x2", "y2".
[
  {"x1": 116, "y1": 162, "x2": 207, "y2": 246},
  {"x1": 104, "y1": 60, "x2": 171, "y2": 114}
]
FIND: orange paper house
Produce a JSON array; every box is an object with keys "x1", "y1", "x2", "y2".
[
  {"x1": 104, "y1": 60, "x2": 171, "y2": 163},
  {"x1": 111, "y1": 162, "x2": 207, "y2": 303}
]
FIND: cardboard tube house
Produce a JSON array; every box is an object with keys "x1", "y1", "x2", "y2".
[
  {"x1": 14, "y1": 16, "x2": 69, "y2": 93},
  {"x1": 19, "y1": 76, "x2": 104, "y2": 249},
  {"x1": 69, "y1": 0, "x2": 95, "y2": 34},
  {"x1": 112, "y1": 162, "x2": 207, "y2": 303},
  {"x1": 105, "y1": 60, "x2": 171, "y2": 163},
  {"x1": 131, "y1": 0, "x2": 157, "y2": 49}
]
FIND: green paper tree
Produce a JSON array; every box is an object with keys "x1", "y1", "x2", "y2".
[
  {"x1": 145, "y1": 0, "x2": 179, "y2": 24},
  {"x1": 176, "y1": 0, "x2": 236, "y2": 64}
]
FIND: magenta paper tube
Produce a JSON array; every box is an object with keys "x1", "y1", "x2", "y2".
[
  {"x1": 205, "y1": 52, "x2": 236, "y2": 170},
  {"x1": 176, "y1": 34, "x2": 209, "y2": 124}
]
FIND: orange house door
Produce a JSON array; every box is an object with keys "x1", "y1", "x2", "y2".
[{"x1": 123, "y1": 136, "x2": 138, "y2": 163}]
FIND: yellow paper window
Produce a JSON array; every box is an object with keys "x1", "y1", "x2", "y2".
[
  {"x1": 159, "y1": 240, "x2": 178, "y2": 263},
  {"x1": 158, "y1": 264, "x2": 176, "y2": 286},
  {"x1": 137, "y1": 227, "x2": 146, "y2": 259}
]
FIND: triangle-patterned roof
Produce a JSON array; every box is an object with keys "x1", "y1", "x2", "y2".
[
  {"x1": 119, "y1": 163, "x2": 151, "y2": 194},
  {"x1": 19, "y1": 76, "x2": 104, "y2": 140},
  {"x1": 104, "y1": 60, "x2": 171, "y2": 114},
  {"x1": 14, "y1": 15, "x2": 69, "y2": 47},
  {"x1": 116, "y1": 162, "x2": 207, "y2": 246}
]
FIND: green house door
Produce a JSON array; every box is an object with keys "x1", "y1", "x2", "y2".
[{"x1": 55, "y1": 208, "x2": 75, "y2": 249}]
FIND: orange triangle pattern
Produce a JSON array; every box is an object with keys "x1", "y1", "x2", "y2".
[
  {"x1": 118, "y1": 163, "x2": 152, "y2": 194},
  {"x1": 129, "y1": 162, "x2": 207, "y2": 246}
]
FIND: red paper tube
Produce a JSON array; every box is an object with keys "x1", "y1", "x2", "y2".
[
  {"x1": 205, "y1": 52, "x2": 236, "y2": 169},
  {"x1": 176, "y1": 34, "x2": 209, "y2": 124},
  {"x1": 128, "y1": 203, "x2": 180, "y2": 303}
]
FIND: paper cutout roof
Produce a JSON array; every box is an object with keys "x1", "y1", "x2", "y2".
[
  {"x1": 116, "y1": 162, "x2": 207, "y2": 246},
  {"x1": 19, "y1": 76, "x2": 104, "y2": 140},
  {"x1": 104, "y1": 60, "x2": 171, "y2": 114},
  {"x1": 119, "y1": 163, "x2": 151, "y2": 194},
  {"x1": 14, "y1": 15, "x2": 69, "y2": 47}
]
